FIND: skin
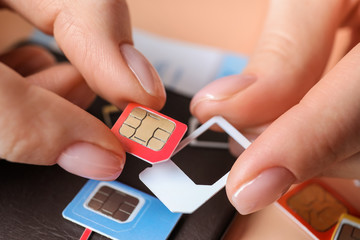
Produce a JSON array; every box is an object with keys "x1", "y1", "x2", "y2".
[
  {"x1": 0, "y1": 0, "x2": 166, "y2": 180},
  {"x1": 2, "y1": 0, "x2": 360, "y2": 215},
  {"x1": 191, "y1": 0, "x2": 360, "y2": 214}
]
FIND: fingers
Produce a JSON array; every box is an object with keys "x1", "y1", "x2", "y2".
[
  {"x1": 1, "y1": 46, "x2": 95, "y2": 109},
  {"x1": 3, "y1": 0, "x2": 166, "y2": 110},
  {"x1": 0, "y1": 63, "x2": 125, "y2": 180},
  {"x1": 228, "y1": 123, "x2": 270, "y2": 156},
  {"x1": 226, "y1": 43, "x2": 360, "y2": 215},
  {"x1": 0, "y1": 45, "x2": 55, "y2": 76},
  {"x1": 322, "y1": 153, "x2": 360, "y2": 178},
  {"x1": 191, "y1": 0, "x2": 355, "y2": 129},
  {"x1": 27, "y1": 63, "x2": 96, "y2": 109}
]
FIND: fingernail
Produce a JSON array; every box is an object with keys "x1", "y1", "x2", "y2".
[
  {"x1": 57, "y1": 142, "x2": 125, "y2": 180},
  {"x1": 232, "y1": 167, "x2": 295, "y2": 215},
  {"x1": 120, "y1": 44, "x2": 165, "y2": 97},
  {"x1": 191, "y1": 74, "x2": 256, "y2": 110}
]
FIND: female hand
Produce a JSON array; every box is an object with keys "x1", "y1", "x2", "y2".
[
  {"x1": 191, "y1": 0, "x2": 360, "y2": 214},
  {"x1": 0, "y1": 0, "x2": 166, "y2": 180}
]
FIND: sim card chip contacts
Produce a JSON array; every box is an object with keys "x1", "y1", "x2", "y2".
[
  {"x1": 86, "y1": 185, "x2": 142, "y2": 223},
  {"x1": 112, "y1": 103, "x2": 187, "y2": 164},
  {"x1": 276, "y1": 180, "x2": 360, "y2": 240},
  {"x1": 63, "y1": 180, "x2": 181, "y2": 240},
  {"x1": 119, "y1": 107, "x2": 175, "y2": 151}
]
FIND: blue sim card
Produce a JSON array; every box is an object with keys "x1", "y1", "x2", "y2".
[{"x1": 63, "y1": 180, "x2": 181, "y2": 240}]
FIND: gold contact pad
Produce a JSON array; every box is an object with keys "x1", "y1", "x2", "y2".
[
  {"x1": 287, "y1": 184, "x2": 347, "y2": 232},
  {"x1": 338, "y1": 224, "x2": 360, "y2": 240},
  {"x1": 119, "y1": 107, "x2": 175, "y2": 151}
]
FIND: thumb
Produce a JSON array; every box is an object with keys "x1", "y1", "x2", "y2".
[
  {"x1": 226, "y1": 43, "x2": 360, "y2": 215},
  {"x1": 3, "y1": 0, "x2": 166, "y2": 110},
  {"x1": 0, "y1": 63, "x2": 125, "y2": 180},
  {"x1": 191, "y1": 0, "x2": 354, "y2": 128}
]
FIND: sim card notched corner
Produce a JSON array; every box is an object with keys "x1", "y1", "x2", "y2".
[{"x1": 111, "y1": 103, "x2": 187, "y2": 164}]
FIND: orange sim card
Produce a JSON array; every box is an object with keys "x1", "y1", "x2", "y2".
[
  {"x1": 277, "y1": 180, "x2": 360, "y2": 240},
  {"x1": 111, "y1": 103, "x2": 187, "y2": 164}
]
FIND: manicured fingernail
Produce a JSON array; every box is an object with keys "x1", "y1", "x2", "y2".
[
  {"x1": 232, "y1": 167, "x2": 295, "y2": 215},
  {"x1": 57, "y1": 142, "x2": 125, "y2": 180},
  {"x1": 120, "y1": 44, "x2": 165, "y2": 97},
  {"x1": 191, "y1": 74, "x2": 256, "y2": 110}
]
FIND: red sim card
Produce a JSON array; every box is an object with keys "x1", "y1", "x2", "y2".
[
  {"x1": 277, "y1": 180, "x2": 360, "y2": 240},
  {"x1": 111, "y1": 103, "x2": 187, "y2": 164}
]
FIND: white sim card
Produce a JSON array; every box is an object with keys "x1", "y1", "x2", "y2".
[{"x1": 139, "y1": 116, "x2": 251, "y2": 213}]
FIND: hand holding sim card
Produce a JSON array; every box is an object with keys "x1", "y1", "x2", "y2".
[{"x1": 111, "y1": 103, "x2": 187, "y2": 164}]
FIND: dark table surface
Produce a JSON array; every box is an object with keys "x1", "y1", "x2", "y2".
[{"x1": 0, "y1": 89, "x2": 237, "y2": 240}]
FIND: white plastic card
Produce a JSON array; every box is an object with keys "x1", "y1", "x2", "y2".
[
  {"x1": 187, "y1": 116, "x2": 229, "y2": 149},
  {"x1": 139, "y1": 116, "x2": 251, "y2": 213}
]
